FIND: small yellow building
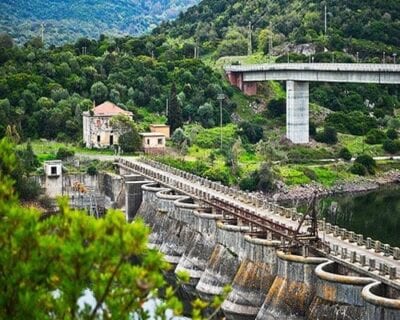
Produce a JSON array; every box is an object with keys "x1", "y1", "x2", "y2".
[
  {"x1": 83, "y1": 101, "x2": 133, "y2": 148},
  {"x1": 140, "y1": 132, "x2": 166, "y2": 154},
  {"x1": 150, "y1": 124, "x2": 171, "y2": 139}
]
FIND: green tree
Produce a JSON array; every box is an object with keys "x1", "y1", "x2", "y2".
[
  {"x1": 0, "y1": 33, "x2": 13, "y2": 49},
  {"x1": 119, "y1": 130, "x2": 141, "y2": 153},
  {"x1": 17, "y1": 141, "x2": 39, "y2": 173},
  {"x1": 198, "y1": 103, "x2": 215, "y2": 128},
  {"x1": 350, "y1": 162, "x2": 367, "y2": 176},
  {"x1": 386, "y1": 128, "x2": 398, "y2": 140},
  {"x1": 383, "y1": 139, "x2": 400, "y2": 154},
  {"x1": 315, "y1": 126, "x2": 338, "y2": 145},
  {"x1": 0, "y1": 138, "x2": 182, "y2": 319},
  {"x1": 365, "y1": 129, "x2": 386, "y2": 145},
  {"x1": 167, "y1": 83, "x2": 183, "y2": 132},
  {"x1": 56, "y1": 147, "x2": 75, "y2": 160},
  {"x1": 354, "y1": 155, "x2": 376, "y2": 175},
  {"x1": 90, "y1": 81, "x2": 109, "y2": 104}
]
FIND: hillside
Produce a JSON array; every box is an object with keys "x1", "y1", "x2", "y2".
[
  {"x1": 0, "y1": 0, "x2": 199, "y2": 45},
  {"x1": 156, "y1": 0, "x2": 400, "y2": 58},
  {"x1": 2, "y1": 0, "x2": 400, "y2": 192}
]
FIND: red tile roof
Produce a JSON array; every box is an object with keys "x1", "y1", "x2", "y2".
[{"x1": 93, "y1": 101, "x2": 132, "y2": 116}]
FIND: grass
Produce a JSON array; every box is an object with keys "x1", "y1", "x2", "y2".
[
  {"x1": 186, "y1": 145, "x2": 212, "y2": 160},
  {"x1": 278, "y1": 166, "x2": 311, "y2": 185},
  {"x1": 277, "y1": 164, "x2": 353, "y2": 187},
  {"x1": 18, "y1": 140, "x2": 115, "y2": 163},
  {"x1": 339, "y1": 134, "x2": 384, "y2": 156},
  {"x1": 187, "y1": 123, "x2": 238, "y2": 149}
]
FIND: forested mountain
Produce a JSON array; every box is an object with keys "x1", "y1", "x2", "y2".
[
  {"x1": 1, "y1": 0, "x2": 400, "y2": 145},
  {"x1": 156, "y1": 0, "x2": 400, "y2": 58},
  {"x1": 154, "y1": 0, "x2": 400, "y2": 125},
  {"x1": 0, "y1": 0, "x2": 199, "y2": 46}
]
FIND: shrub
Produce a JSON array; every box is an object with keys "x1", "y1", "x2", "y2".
[
  {"x1": 309, "y1": 122, "x2": 317, "y2": 137},
  {"x1": 386, "y1": 128, "x2": 398, "y2": 140},
  {"x1": 17, "y1": 176, "x2": 42, "y2": 201},
  {"x1": 325, "y1": 111, "x2": 377, "y2": 135},
  {"x1": 354, "y1": 155, "x2": 376, "y2": 174},
  {"x1": 338, "y1": 147, "x2": 352, "y2": 161},
  {"x1": 86, "y1": 165, "x2": 98, "y2": 176},
  {"x1": 204, "y1": 166, "x2": 232, "y2": 185},
  {"x1": 302, "y1": 168, "x2": 317, "y2": 181},
  {"x1": 365, "y1": 129, "x2": 386, "y2": 145},
  {"x1": 383, "y1": 139, "x2": 400, "y2": 154},
  {"x1": 38, "y1": 195, "x2": 54, "y2": 210},
  {"x1": 315, "y1": 126, "x2": 338, "y2": 144},
  {"x1": 238, "y1": 121, "x2": 264, "y2": 144},
  {"x1": 239, "y1": 176, "x2": 257, "y2": 191},
  {"x1": 350, "y1": 163, "x2": 367, "y2": 176},
  {"x1": 56, "y1": 147, "x2": 74, "y2": 160},
  {"x1": 239, "y1": 162, "x2": 275, "y2": 192},
  {"x1": 267, "y1": 98, "x2": 286, "y2": 118},
  {"x1": 257, "y1": 162, "x2": 275, "y2": 192}
]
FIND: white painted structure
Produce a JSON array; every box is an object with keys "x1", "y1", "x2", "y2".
[
  {"x1": 140, "y1": 132, "x2": 166, "y2": 154},
  {"x1": 83, "y1": 101, "x2": 133, "y2": 148},
  {"x1": 225, "y1": 63, "x2": 400, "y2": 143},
  {"x1": 44, "y1": 160, "x2": 63, "y2": 198}
]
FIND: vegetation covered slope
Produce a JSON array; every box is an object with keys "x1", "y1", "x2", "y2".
[
  {"x1": 0, "y1": 34, "x2": 236, "y2": 142},
  {"x1": 0, "y1": 0, "x2": 199, "y2": 45},
  {"x1": 156, "y1": 0, "x2": 400, "y2": 57}
]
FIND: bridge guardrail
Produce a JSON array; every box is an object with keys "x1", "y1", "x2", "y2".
[
  {"x1": 224, "y1": 63, "x2": 400, "y2": 73},
  {"x1": 119, "y1": 157, "x2": 399, "y2": 281}
]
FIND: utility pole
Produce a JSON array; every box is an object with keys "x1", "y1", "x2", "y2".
[
  {"x1": 217, "y1": 94, "x2": 225, "y2": 150},
  {"x1": 41, "y1": 22, "x2": 45, "y2": 45},
  {"x1": 166, "y1": 98, "x2": 169, "y2": 117},
  {"x1": 324, "y1": 5, "x2": 327, "y2": 35},
  {"x1": 247, "y1": 22, "x2": 252, "y2": 56},
  {"x1": 269, "y1": 35, "x2": 273, "y2": 57}
]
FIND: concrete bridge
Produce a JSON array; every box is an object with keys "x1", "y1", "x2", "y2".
[
  {"x1": 118, "y1": 157, "x2": 400, "y2": 320},
  {"x1": 224, "y1": 63, "x2": 400, "y2": 143}
]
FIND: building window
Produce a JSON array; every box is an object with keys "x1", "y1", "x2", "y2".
[
  {"x1": 147, "y1": 139, "x2": 150, "y2": 145},
  {"x1": 158, "y1": 138, "x2": 163, "y2": 145},
  {"x1": 110, "y1": 135, "x2": 114, "y2": 146},
  {"x1": 97, "y1": 135, "x2": 101, "y2": 143},
  {"x1": 51, "y1": 166, "x2": 57, "y2": 175}
]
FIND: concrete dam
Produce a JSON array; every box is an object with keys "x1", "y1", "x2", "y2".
[{"x1": 118, "y1": 158, "x2": 400, "y2": 320}]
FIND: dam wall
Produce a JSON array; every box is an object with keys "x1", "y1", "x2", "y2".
[{"x1": 129, "y1": 180, "x2": 400, "y2": 319}]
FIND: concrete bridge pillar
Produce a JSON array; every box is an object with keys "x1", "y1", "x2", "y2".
[
  {"x1": 308, "y1": 261, "x2": 375, "y2": 320},
  {"x1": 286, "y1": 81, "x2": 309, "y2": 144},
  {"x1": 362, "y1": 282, "x2": 400, "y2": 320},
  {"x1": 125, "y1": 175, "x2": 149, "y2": 221}
]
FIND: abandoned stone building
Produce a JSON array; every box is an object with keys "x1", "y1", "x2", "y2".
[{"x1": 82, "y1": 101, "x2": 133, "y2": 148}]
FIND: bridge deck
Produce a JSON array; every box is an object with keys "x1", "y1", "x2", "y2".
[
  {"x1": 119, "y1": 157, "x2": 400, "y2": 290},
  {"x1": 224, "y1": 63, "x2": 400, "y2": 84},
  {"x1": 225, "y1": 63, "x2": 400, "y2": 73}
]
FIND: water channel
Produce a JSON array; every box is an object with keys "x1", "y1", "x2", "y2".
[{"x1": 285, "y1": 185, "x2": 400, "y2": 247}]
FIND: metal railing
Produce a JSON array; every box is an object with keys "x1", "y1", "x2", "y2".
[
  {"x1": 224, "y1": 63, "x2": 400, "y2": 73},
  {"x1": 118, "y1": 157, "x2": 400, "y2": 282}
]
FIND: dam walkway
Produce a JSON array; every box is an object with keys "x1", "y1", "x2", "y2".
[{"x1": 117, "y1": 157, "x2": 400, "y2": 290}]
